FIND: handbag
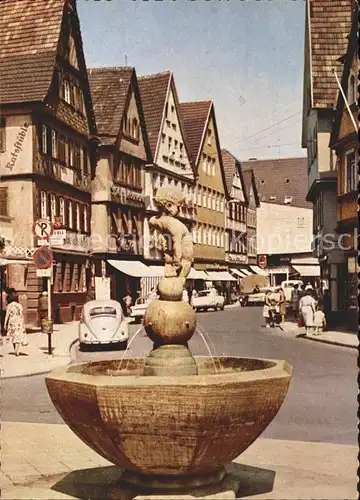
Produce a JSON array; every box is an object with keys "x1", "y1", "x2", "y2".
[
  {"x1": 21, "y1": 336, "x2": 29, "y2": 347},
  {"x1": 298, "y1": 316, "x2": 304, "y2": 328}
]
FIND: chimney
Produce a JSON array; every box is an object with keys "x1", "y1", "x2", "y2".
[{"x1": 248, "y1": 157, "x2": 257, "y2": 161}]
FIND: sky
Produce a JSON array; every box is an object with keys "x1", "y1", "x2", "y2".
[{"x1": 77, "y1": 0, "x2": 307, "y2": 162}]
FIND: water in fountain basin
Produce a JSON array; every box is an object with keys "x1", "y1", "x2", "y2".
[
  {"x1": 118, "y1": 325, "x2": 145, "y2": 370},
  {"x1": 194, "y1": 324, "x2": 219, "y2": 374}
]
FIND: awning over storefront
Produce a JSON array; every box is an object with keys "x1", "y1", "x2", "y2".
[
  {"x1": 0, "y1": 259, "x2": 30, "y2": 266},
  {"x1": 249, "y1": 265, "x2": 268, "y2": 276},
  {"x1": 230, "y1": 268, "x2": 248, "y2": 278},
  {"x1": 108, "y1": 260, "x2": 153, "y2": 278},
  {"x1": 240, "y1": 269, "x2": 253, "y2": 276},
  {"x1": 292, "y1": 265, "x2": 320, "y2": 277},
  {"x1": 188, "y1": 268, "x2": 208, "y2": 280},
  {"x1": 205, "y1": 271, "x2": 237, "y2": 282},
  {"x1": 147, "y1": 266, "x2": 165, "y2": 277},
  {"x1": 291, "y1": 256, "x2": 319, "y2": 265}
]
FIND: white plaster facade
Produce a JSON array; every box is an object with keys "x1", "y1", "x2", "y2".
[
  {"x1": 256, "y1": 203, "x2": 313, "y2": 255},
  {"x1": 143, "y1": 82, "x2": 196, "y2": 261}
]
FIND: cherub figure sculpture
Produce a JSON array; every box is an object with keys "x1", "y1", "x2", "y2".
[{"x1": 149, "y1": 187, "x2": 193, "y2": 281}]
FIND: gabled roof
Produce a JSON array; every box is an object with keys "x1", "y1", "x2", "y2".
[
  {"x1": 137, "y1": 71, "x2": 172, "y2": 158},
  {"x1": 307, "y1": 0, "x2": 353, "y2": 109},
  {"x1": 242, "y1": 169, "x2": 260, "y2": 208},
  {"x1": 221, "y1": 149, "x2": 248, "y2": 204},
  {"x1": 329, "y1": 2, "x2": 358, "y2": 147},
  {"x1": 138, "y1": 71, "x2": 194, "y2": 174},
  {"x1": 88, "y1": 67, "x2": 134, "y2": 140},
  {"x1": 0, "y1": 0, "x2": 65, "y2": 104},
  {"x1": 179, "y1": 101, "x2": 212, "y2": 165},
  {"x1": 242, "y1": 157, "x2": 310, "y2": 209}
]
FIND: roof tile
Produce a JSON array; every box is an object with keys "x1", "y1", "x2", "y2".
[
  {"x1": 309, "y1": 0, "x2": 353, "y2": 108},
  {"x1": 88, "y1": 67, "x2": 133, "y2": 138},
  {"x1": 242, "y1": 157, "x2": 311, "y2": 209},
  {"x1": 0, "y1": 0, "x2": 65, "y2": 104}
]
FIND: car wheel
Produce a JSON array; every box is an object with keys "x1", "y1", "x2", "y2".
[{"x1": 220, "y1": 304, "x2": 225, "y2": 311}]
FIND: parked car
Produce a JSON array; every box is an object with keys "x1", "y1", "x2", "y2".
[
  {"x1": 280, "y1": 280, "x2": 303, "y2": 302},
  {"x1": 246, "y1": 286, "x2": 280, "y2": 306},
  {"x1": 130, "y1": 297, "x2": 153, "y2": 323},
  {"x1": 192, "y1": 289, "x2": 225, "y2": 312},
  {"x1": 78, "y1": 299, "x2": 129, "y2": 351}
]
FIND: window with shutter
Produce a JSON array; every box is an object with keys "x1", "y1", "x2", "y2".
[
  {"x1": 52, "y1": 130, "x2": 57, "y2": 159},
  {"x1": 59, "y1": 198, "x2": 65, "y2": 225},
  {"x1": 0, "y1": 117, "x2": 6, "y2": 152},
  {"x1": 0, "y1": 187, "x2": 9, "y2": 217},
  {"x1": 40, "y1": 191, "x2": 48, "y2": 219},
  {"x1": 68, "y1": 201, "x2": 73, "y2": 229},
  {"x1": 42, "y1": 125, "x2": 48, "y2": 154}
]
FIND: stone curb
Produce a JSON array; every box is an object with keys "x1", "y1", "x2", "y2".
[
  {"x1": 295, "y1": 333, "x2": 357, "y2": 350},
  {"x1": 1, "y1": 337, "x2": 78, "y2": 380}
]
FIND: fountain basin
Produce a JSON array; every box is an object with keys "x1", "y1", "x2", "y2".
[{"x1": 45, "y1": 357, "x2": 291, "y2": 486}]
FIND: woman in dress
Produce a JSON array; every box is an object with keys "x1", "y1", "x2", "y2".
[
  {"x1": 278, "y1": 288, "x2": 286, "y2": 323},
  {"x1": 4, "y1": 291, "x2": 27, "y2": 356},
  {"x1": 299, "y1": 290, "x2": 316, "y2": 336}
]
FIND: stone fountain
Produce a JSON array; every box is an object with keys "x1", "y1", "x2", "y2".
[{"x1": 46, "y1": 187, "x2": 292, "y2": 499}]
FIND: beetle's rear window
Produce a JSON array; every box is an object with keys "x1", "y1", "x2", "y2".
[{"x1": 89, "y1": 307, "x2": 117, "y2": 317}]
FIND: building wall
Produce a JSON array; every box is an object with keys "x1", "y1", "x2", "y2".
[
  {"x1": 257, "y1": 203, "x2": 313, "y2": 255},
  {"x1": 120, "y1": 87, "x2": 147, "y2": 161},
  {"x1": 194, "y1": 114, "x2": 226, "y2": 264},
  {"x1": 0, "y1": 115, "x2": 33, "y2": 176},
  {"x1": 156, "y1": 86, "x2": 192, "y2": 176}
]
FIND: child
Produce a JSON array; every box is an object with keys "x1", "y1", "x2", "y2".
[
  {"x1": 263, "y1": 290, "x2": 272, "y2": 328},
  {"x1": 313, "y1": 306, "x2": 326, "y2": 335}
]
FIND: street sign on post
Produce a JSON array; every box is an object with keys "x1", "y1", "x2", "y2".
[
  {"x1": 258, "y1": 254, "x2": 267, "y2": 270},
  {"x1": 36, "y1": 268, "x2": 52, "y2": 278},
  {"x1": 34, "y1": 247, "x2": 53, "y2": 269},
  {"x1": 34, "y1": 247, "x2": 54, "y2": 335},
  {"x1": 33, "y1": 219, "x2": 54, "y2": 240}
]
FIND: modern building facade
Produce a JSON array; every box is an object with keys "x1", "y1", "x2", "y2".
[
  {"x1": 302, "y1": 0, "x2": 353, "y2": 322},
  {"x1": 180, "y1": 101, "x2": 228, "y2": 275},
  {"x1": 138, "y1": 73, "x2": 197, "y2": 288},
  {"x1": 88, "y1": 66, "x2": 152, "y2": 304},
  {"x1": 0, "y1": 0, "x2": 97, "y2": 325},
  {"x1": 329, "y1": 5, "x2": 358, "y2": 331},
  {"x1": 243, "y1": 158, "x2": 317, "y2": 285}
]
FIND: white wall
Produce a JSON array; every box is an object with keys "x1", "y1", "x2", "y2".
[
  {"x1": 257, "y1": 203, "x2": 313, "y2": 255},
  {"x1": 0, "y1": 115, "x2": 33, "y2": 175}
]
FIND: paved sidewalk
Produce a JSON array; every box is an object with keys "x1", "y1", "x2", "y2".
[
  {"x1": 281, "y1": 321, "x2": 358, "y2": 349},
  {"x1": 1, "y1": 421, "x2": 357, "y2": 499},
  {"x1": 1, "y1": 322, "x2": 78, "y2": 379}
]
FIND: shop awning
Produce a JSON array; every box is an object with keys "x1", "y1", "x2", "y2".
[
  {"x1": 0, "y1": 259, "x2": 30, "y2": 266},
  {"x1": 205, "y1": 271, "x2": 237, "y2": 282},
  {"x1": 188, "y1": 268, "x2": 208, "y2": 280},
  {"x1": 108, "y1": 260, "x2": 153, "y2": 278},
  {"x1": 240, "y1": 269, "x2": 253, "y2": 276},
  {"x1": 292, "y1": 265, "x2": 320, "y2": 277},
  {"x1": 230, "y1": 268, "x2": 248, "y2": 278},
  {"x1": 139, "y1": 266, "x2": 209, "y2": 280},
  {"x1": 249, "y1": 265, "x2": 268, "y2": 276},
  {"x1": 291, "y1": 256, "x2": 319, "y2": 265}
]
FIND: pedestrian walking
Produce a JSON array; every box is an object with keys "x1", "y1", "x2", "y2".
[
  {"x1": 290, "y1": 284, "x2": 300, "y2": 320},
  {"x1": 4, "y1": 291, "x2": 28, "y2": 356},
  {"x1": 123, "y1": 293, "x2": 133, "y2": 316},
  {"x1": 263, "y1": 290, "x2": 273, "y2": 328},
  {"x1": 190, "y1": 288, "x2": 198, "y2": 307},
  {"x1": 182, "y1": 288, "x2": 189, "y2": 303},
  {"x1": 299, "y1": 290, "x2": 316, "y2": 336},
  {"x1": 278, "y1": 288, "x2": 286, "y2": 323},
  {"x1": 313, "y1": 305, "x2": 326, "y2": 335}
]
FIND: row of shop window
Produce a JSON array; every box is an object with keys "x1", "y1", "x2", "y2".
[
  {"x1": 53, "y1": 261, "x2": 87, "y2": 293},
  {"x1": 39, "y1": 190, "x2": 90, "y2": 233},
  {"x1": 40, "y1": 124, "x2": 89, "y2": 175},
  {"x1": 114, "y1": 157, "x2": 142, "y2": 188}
]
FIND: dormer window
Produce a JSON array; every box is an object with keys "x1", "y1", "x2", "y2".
[
  {"x1": 284, "y1": 196, "x2": 293, "y2": 205},
  {"x1": 348, "y1": 73, "x2": 356, "y2": 105},
  {"x1": 269, "y1": 195, "x2": 276, "y2": 201},
  {"x1": 285, "y1": 178, "x2": 290, "y2": 184}
]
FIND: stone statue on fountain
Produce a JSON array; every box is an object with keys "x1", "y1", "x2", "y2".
[{"x1": 149, "y1": 186, "x2": 193, "y2": 283}]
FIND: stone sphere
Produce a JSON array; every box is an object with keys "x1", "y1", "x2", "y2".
[
  {"x1": 143, "y1": 300, "x2": 196, "y2": 345},
  {"x1": 157, "y1": 277, "x2": 184, "y2": 301}
]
